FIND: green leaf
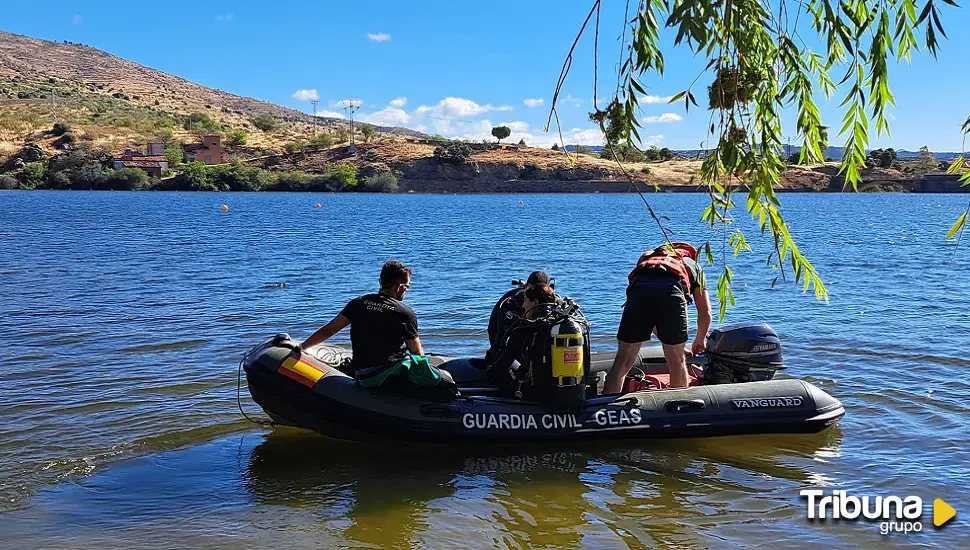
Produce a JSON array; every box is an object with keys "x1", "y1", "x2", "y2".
[{"x1": 946, "y1": 211, "x2": 967, "y2": 240}]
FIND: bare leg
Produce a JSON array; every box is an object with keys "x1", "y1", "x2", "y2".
[
  {"x1": 604, "y1": 341, "x2": 643, "y2": 394},
  {"x1": 662, "y1": 342, "x2": 688, "y2": 388}
]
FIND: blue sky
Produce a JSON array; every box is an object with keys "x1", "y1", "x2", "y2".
[{"x1": 3, "y1": 1, "x2": 970, "y2": 151}]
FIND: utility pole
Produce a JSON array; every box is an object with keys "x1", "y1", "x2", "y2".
[
  {"x1": 309, "y1": 99, "x2": 319, "y2": 136},
  {"x1": 341, "y1": 98, "x2": 361, "y2": 152}
]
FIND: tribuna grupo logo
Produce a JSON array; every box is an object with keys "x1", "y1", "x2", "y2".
[{"x1": 801, "y1": 490, "x2": 957, "y2": 535}]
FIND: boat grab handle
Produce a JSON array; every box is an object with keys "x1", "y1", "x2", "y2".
[
  {"x1": 419, "y1": 404, "x2": 461, "y2": 418},
  {"x1": 664, "y1": 399, "x2": 706, "y2": 413}
]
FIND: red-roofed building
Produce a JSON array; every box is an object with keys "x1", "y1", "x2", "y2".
[
  {"x1": 183, "y1": 135, "x2": 223, "y2": 165},
  {"x1": 112, "y1": 144, "x2": 169, "y2": 178}
]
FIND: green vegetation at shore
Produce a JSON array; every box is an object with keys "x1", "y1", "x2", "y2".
[{"x1": 0, "y1": 143, "x2": 400, "y2": 192}]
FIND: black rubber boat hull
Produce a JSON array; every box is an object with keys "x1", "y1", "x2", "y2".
[{"x1": 243, "y1": 340, "x2": 844, "y2": 443}]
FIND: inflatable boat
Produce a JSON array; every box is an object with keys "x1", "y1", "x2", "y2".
[{"x1": 241, "y1": 323, "x2": 845, "y2": 443}]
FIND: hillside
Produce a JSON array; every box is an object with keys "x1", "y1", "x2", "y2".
[{"x1": 0, "y1": 30, "x2": 422, "y2": 156}]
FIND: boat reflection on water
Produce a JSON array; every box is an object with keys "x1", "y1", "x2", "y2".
[{"x1": 242, "y1": 426, "x2": 843, "y2": 548}]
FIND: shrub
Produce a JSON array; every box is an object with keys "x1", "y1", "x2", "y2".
[
  {"x1": 326, "y1": 163, "x2": 357, "y2": 189},
  {"x1": 659, "y1": 147, "x2": 674, "y2": 160},
  {"x1": 551, "y1": 143, "x2": 560, "y2": 151},
  {"x1": 640, "y1": 166, "x2": 651, "y2": 174},
  {"x1": 45, "y1": 171, "x2": 72, "y2": 190},
  {"x1": 309, "y1": 133, "x2": 333, "y2": 148},
  {"x1": 164, "y1": 147, "x2": 184, "y2": 165},
  {"x1": 284, "y1": 141, "x2": 307, "y2": 154},
  {"x1": 433, "y1": 142, "x2": 472, "y2": 163},
  {"x1": 17, "y1": 162, "x2": 46, "y2": 189},
  {"x1": 0, "y1": 174, "x2": 20, "y2": 189},
  {"x1": 334, "y1": 127, "x2": 349, "y2": 143},
  {"x1": 182, "y1": 112, "x2": 219, "y2": 133},
  {"x1": 360, "y1": 123, "x2": 375, "y2": 143},
  {"x1": 518, "y1": 138, "x2": 527, "y2": 146},
  {"x1": 272, "y1": 171, "x2": 312, "y2": 192},
  {"x1": 491, "y1": 126, "x2": 511, "y2": 143},
  {"x1": 52, "y1": 131, "x2": 77, "y2": 150},
  {"x1": 52, "y1": 121, "x2": 72, "y2": 136},
  {"x1": 251, "y1": 115, "x2": 279, "y2": 132},
  {"x1": 211, "y1": 162, "x2": 272, "y2": 191},
  {"x1": 574, "y1": 145, "x2": 593, "y2": 155},
  {"x1": 363, "y1": 172, "x2": 398, "y2": 193},
  {"x1": 226, "y1": 129, "x2": 248, "y2": 147},
  {"x1": 173, "y1": 161, "x2": 217, "y2": 191},
  {"x1": 104, "y1": 167, "x2": 150, "y2": 190}
]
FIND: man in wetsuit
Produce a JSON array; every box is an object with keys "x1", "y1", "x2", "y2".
[
  {"x1": 299, "y1": 261, "x2": 424, "y2": 381},
  {"x1": 604, "y1": 242, "x2": 712, "y2": 392},
  {"x1": 486, "y1": 283, "x2": 558, "y2": 399},
  {"x1": 485, "y1": 271, "x2": 551, "y2": 364}
]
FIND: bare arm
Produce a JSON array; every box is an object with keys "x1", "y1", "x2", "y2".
[
  {"x1": 300, "y1": 314, "x2": 350, "y2": 351},
  {"x1": 405, "y1": 337, "x2": 425, "y2": 357},
  {"x1": 691, "y1": 287, "x2": 712, "y2": 355}
]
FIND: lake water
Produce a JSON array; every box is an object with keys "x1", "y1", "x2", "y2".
[{"x1": 1, "y1": 191, "x2": 968, "y2": 549}]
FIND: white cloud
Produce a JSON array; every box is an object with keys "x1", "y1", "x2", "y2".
[
  {"x1": 642, "y1": 134, "x2": 664, "y2": 146},
  {"x1": 642, "y1": 113, "x2": 683, "y2": 123},
  {"x1": 498, "y1": 121, "x2": 530, "y2": 132},
  {"x1": 314, "y1": 110, "x2": 345, "y2": 119},
  {"x1": 215, "y1": 12, "x2": 233, "y2": 21},
  {"x1": 564, "y1": 94, "x2": 582, "y2": 107},
  {"x1": 389, "y1": 97, "x2": 407, "y2": 108},
  {"x1": 359, "y1": 107, "x2": 411, "y2": 126},
  {"x1": 367, "y1": 32, "x2": 391, "y2": 42},
  {"x1": 523, "y1": 98, "x2": 544, "y2": 108},
  {"x1": 292, "y1": 89, "x2": 319, "y2": 102},
  {"x1": 415, "y1": 97, "x2": 513, "y2": 119},
  {"x1": 72, "y1": 14, "x2": 83, "y2": 24},
  {"x1": 642, "y1": 94, "x2": 674, "y2": 104}
]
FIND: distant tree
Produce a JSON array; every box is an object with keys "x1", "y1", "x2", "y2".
[
  {"x1": 360, "y1": 123, "x2": 376, "y2": 143},
  {"x1": 363, "y1": 172, "x2": 398, "y2": 193},
  {"x1": 250, "y1": 115, "x2": 279, "y2": 132},
  {"x1": 491, "y1": 126, "x2": 511, "y2": 143},
  {"x1": 659, "y1": 147, "x2": 674, "y2": 161},
  {"x1": 334, "y1": 127, "x2": 350, "y2": 143},
  {"x1": 164, "y1": 147, "x2": 184, "y2": 165},
  {"x1": 551, "y1": 143, "x2": 560, "y2": 151},
  {"x1": 645, "y1": 145, "x2": 662, "y2": 161},
  {"x1": 309, "y1": 133, "x2": 334, "y2": 148},
  {"x1": 574, "y1": 145, "x2": 593, "y2": 155},
  {"x1": 518, "y1": 138, "x2": 527, "y2": 146},
  {"x1": 226, "y1": 129, "x2": 248, "y2": 147}
]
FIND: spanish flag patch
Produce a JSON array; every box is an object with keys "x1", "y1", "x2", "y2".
[{"x1": 278, "y1": 356, "x2": 327, "y2": 387}]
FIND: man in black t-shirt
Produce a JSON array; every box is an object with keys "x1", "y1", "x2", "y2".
[{"x1": 299, "y1": 261, "x2": 424, "y2": 376}]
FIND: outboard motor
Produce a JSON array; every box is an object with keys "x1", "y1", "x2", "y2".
[{"x1": 703, "y1": 322, "x2": 786, "y2": 384}]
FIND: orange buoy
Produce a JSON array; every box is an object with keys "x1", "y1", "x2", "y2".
[
  {"x1": 220, "y1": 204, "x2": 229, "y2": 212},
  {"x1": 314, "y1": 203, "x2": 322, "y2": 209}
]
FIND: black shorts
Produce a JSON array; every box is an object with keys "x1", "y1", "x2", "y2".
[{"x1": 616, "y1": 274, "x2": 688, "y2": 345}]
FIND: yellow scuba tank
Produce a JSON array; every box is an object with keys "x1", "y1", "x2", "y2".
[{"x1": 549, "y1": 318, "x2": 587, "y2": 408}]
